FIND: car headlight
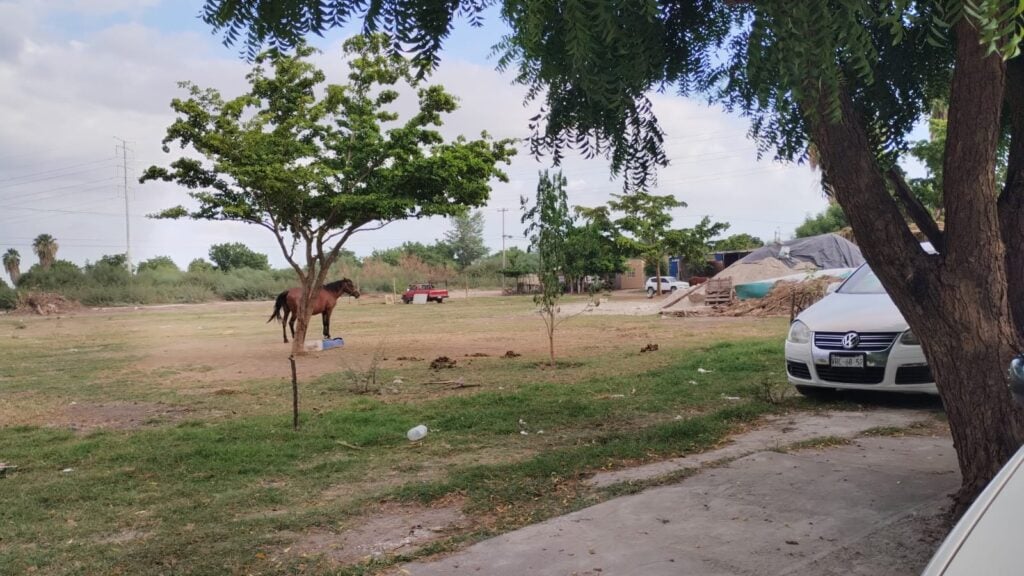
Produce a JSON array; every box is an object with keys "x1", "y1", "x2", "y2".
[
  {"x1": 901, "y1": 330, "x2": 920, "y2": 345},
  {"x1": 787, "y1": 320, "x2": 810, "y2": 344}
]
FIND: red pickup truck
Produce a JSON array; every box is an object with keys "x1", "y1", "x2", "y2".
[{"x1": 401, "y1": 283, "x2": 448, "y2": 304}]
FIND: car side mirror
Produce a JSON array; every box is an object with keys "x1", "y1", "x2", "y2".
[
  {"x1": 1010, "y1": 356, "x2": 1024, "y2": 406},
  {"x1": 826, "y1": 282, "x2": 841, "y2": 294}
]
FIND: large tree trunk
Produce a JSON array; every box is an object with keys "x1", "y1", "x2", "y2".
[
  {"x1": 1000, "y1": 57, "x2": 1024, "y2": 339},
  {"x1": 806, "y1": 21, "x2": 1024, "y2": 513}
]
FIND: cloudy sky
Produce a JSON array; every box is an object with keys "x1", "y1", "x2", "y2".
[{"x1": 0, "y1": 0, "x2": 891, "y2": 279}]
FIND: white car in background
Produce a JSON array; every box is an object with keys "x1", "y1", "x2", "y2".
[
  {"x1": 784, "y1": 263, "x2": 937, "y2": 395},
  {"x1": 645, "y1": 276, "x2": 689, "y2": 297}
]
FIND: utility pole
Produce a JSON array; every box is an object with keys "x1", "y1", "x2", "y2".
[
  {"x1": 499, "y1": 208, "x2": 509, "y2": 292},
  {"x1": 114, "y1": 137, "x2": 132, "y2": 272}
]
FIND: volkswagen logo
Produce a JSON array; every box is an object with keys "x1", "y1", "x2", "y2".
[{"x1": 842, "y1": 332, "x2": 861, "y2": 350}]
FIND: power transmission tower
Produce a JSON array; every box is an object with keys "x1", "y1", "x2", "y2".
[
  {"x1": 498, "y1": 208, "x2": 514, "y2": 292},
  {"x1": 114, "y1": 137, "x2": 132, "y2": 272}
]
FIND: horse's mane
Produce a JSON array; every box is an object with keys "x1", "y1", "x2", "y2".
[{"x1": 323, "y1": 279, "x2": 352, "y2": 293}]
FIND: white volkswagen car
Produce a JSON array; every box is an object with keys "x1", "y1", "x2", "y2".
[{"x1": 784, "y1": 263, "x2": 937, "y2": 395}]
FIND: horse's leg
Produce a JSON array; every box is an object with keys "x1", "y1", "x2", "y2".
[
  {"x1": 281, "y1": 307, "x2": 290, "y2": 343},
  {"x1": 319, "y1": 309, "x2": 328, "y2": 339}
]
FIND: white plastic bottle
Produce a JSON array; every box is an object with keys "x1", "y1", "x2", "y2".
[{"x1": 407, "y1": 424, "x2": 428, "y2": 442}]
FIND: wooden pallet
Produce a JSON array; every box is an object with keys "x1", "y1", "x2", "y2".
[{"x1": 704, "y1": 277, "x2": 734, "y2": 305}]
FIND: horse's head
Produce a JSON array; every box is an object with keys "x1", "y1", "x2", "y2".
[{"x1": 326, "y1": 278, "x2": 360, "y2": 299}]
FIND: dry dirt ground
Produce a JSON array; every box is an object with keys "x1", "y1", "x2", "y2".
[{"x1": 0, "y1": 291, "x2": 787, "y2": 429}]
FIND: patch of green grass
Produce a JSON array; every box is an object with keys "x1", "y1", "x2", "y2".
[
  {"x1": 777, "y1": 436, "x2": 853, "y2": 452},
  {"x1": 0, "y1": 336, "x2": 790, "y2": 575}
]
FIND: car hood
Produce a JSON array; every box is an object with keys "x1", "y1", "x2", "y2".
[{"x1": 796, "y1": 292, "x2": 909, "y2": 332}]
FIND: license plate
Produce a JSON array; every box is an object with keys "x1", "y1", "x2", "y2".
[{"x1": 830, "y1": 354, "x2": 864, "y2": 368}]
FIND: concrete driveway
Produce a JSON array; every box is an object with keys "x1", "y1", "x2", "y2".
[{"x1": 398, "y1": 412, "x2": 958, "y2": 576}]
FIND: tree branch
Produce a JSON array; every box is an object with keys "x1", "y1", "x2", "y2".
[
  {"x1": 942, "y1": 19, "x2": 1007, "y2": 266},
  {"x1": 887, "y1": 167, "x2": 944, "y2": 253}
]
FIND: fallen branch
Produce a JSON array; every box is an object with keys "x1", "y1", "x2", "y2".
[
  {"x1": 420, "y1": 378, "x2": 481, "y2": 390},
  {"x1": 335, "y1": 441, "x2": 366, "y2": 451}
]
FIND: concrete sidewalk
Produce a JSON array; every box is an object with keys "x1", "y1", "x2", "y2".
[{"x1": 398, "y1": 435, "x2": 959, "y2": 576}]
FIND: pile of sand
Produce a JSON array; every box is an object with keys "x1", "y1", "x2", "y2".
[
  {"x1": 16, "y1": 292, "x2": 80, "y2": 315},
  {"x1": 666, "y1": 257, "x2": 817, "y2": 310},
  {"x1": 709, "y1": 276, "x2": 842, "y2": 318},
  {"x1": 713, "y1": 258, "x2": 817, "y2": 284}
]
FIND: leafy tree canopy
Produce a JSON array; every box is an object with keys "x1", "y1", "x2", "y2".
[
  {"x1": 444, "y1": 210, "x2": 489, "y2": 269},
  {"x1": 795, "y1": 204, "x2": 848, "y2": 238},
  {"x1": 137, "y1": 256, "x2": 181, "y2": 273},
  {"x1": 713, "y1": 233, "x2": 764, "y2": 252},
  {"x1": 371, "y1": 241, "x2": 452, "y2": 268},
  {"x1": 208, "y1": 243, "x2": 271, "y2": 272}
]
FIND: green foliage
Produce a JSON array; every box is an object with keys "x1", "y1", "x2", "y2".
[
  {"x1": 795, "y1": 204, "x2": 848, "y2": 238},
  {"x1": 96, "y1": 253, "x2": 128, "y2": 269},
  {"x1": 608, "y1": 192, "x2": 727, "y2": 287},
  {"x1": 0, "y1": 277, "x2": 15, "y2": 309},
  {"x1": 563, "y1": 208, "x2": 626, "y2": 286},
  {"x1": 17, "y1": 260, "x2": 82, "y2": 291},
  {"x1": 714, "y1": 233, "x2": 765, "y2": 252},
  {"x1": 3, "y1": 248, "x2": 22, "y2": 284},
  {"x1": 522, "y1": 170, "x2": 572, "y2": 364},
  {"x1": 32, "y1": 234, "x2": 58, "y2": 270},
  {"x1": 187, "y1": 258, "x2": 215, "y2": 273},
  {"x1": 208, "y1": 243, "x2": 270, "y2": 272},
  {"x1": 371, "y1": 242, "x2": 452, "y2": 268},
  {"x1": 444, "y1": 211, "x2": 489, "y2": 269},
  {"x1": 667, "y1": 217, "x2": 731, "y2": 273},
  {"x1": 136, "y1": 256, "x2": 180, "y2": 273}
]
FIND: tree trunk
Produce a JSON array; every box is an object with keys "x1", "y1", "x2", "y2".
[
  {"x1": 806, "y1": 21, "x2": 1024, "y2": 513},
  {"x1": 1000, "y1": 57, "x2": 1024, "y2": 340},
  {"x1": 655, "y1": 259, "x2": 662, "y2": 294},
  {"x1": 547, "y1": 310, "x2": 556, "y2": 367},
  {"x1": 289, "y1": 276, "x2": 317, "y2": 356}
]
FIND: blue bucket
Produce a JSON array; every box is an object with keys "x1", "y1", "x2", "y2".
[{"x1": 322, "y1": 337, "x2": 345, "y2": 350}]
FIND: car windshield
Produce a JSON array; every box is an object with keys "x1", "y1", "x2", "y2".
[{"x1": 838, "y1": 265, "x2": 887, "y2": 294}]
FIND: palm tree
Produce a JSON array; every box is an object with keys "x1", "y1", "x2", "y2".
[
  {"x1": 2, "y1": 248, "x2": 20, "y2": 285},
  {"x1": 32, "y1": 234, "x2": 58, "y2": 270}
]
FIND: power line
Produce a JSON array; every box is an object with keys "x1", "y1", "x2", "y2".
[
  {"x1": 0, "y1": 164, "x2": 119, "y2": 191},
  {"x1": 0, "y1": 178, "x2": 119, "y2": 206},
  {"x1": 0, "y1": 157, "x2": 118, "y2": 183}
]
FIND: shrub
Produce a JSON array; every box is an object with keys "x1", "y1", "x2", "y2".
[
  {"x1": 0, "y1": 279, "x2": 16, "y2": 310},
  {"x1": 18, "y1": 260, "x2": 84, "y2": 290}
]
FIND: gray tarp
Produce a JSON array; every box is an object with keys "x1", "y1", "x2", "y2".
[{"x1": 737, "y1": 233, "x2": 864, "y2": 270}]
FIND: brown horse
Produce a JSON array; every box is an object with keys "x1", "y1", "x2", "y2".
[{"x1": 267, "y1": 279, "x2": 360, "y2": 343}]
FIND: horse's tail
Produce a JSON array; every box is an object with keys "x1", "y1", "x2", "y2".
[{"x1": 268, "y1": 291, "x2": 288, "y2": 323}]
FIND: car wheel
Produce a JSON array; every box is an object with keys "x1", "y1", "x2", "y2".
[
  {"x1": 794, "y1": 385, "x2": 837, "y2": 399},
  {"x1": 436, "y1": 298, "x2": 444, "y2": 304},
  {"x1": 670, "y1": 286, "x2": 678, "y2": 292},
  {"x1": 646, "y1": 287, "x2": 655, "y2": 298}
]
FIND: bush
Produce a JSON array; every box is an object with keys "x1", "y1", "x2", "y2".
[
  {"x1": 215, "y1": 268, "x2": 292, "y2": 301},
  {"x1": 137, "y1": 256, "x2": 180, "y2": 273},
  {"x1": 18, "y1": 260, "x2": 84, "y2": 290},
  {"x1": 187, "y1": 258, "x2": 215, "y2": 273},
  {"x1": 0, "y1": 279, "x2": 16, "y2": 310}
]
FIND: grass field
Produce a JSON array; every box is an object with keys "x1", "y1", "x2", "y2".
[{"x1": 0, "y1": 293, "x2": 796, "y2": 575}]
